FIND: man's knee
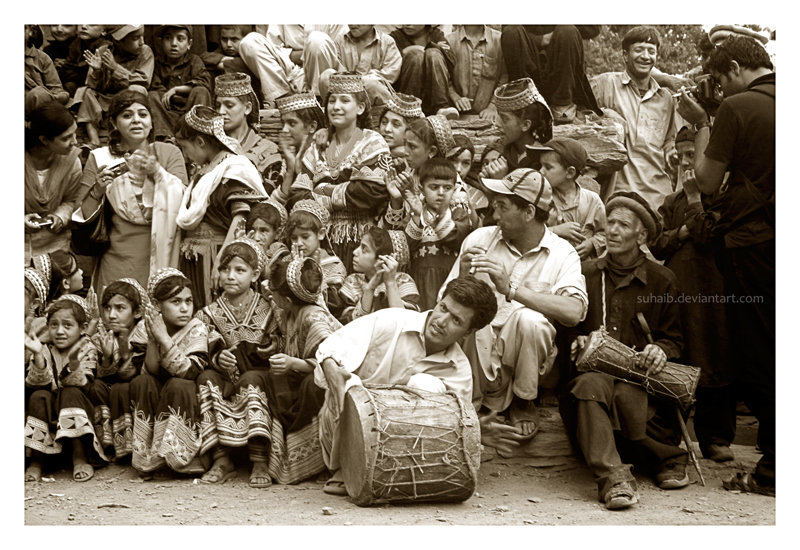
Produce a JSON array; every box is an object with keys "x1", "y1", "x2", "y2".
[
  {"x1": 512, "y1": 308, "x2": 557, "y2": 342},
  {"x1": 501, "y1": 25, "x2": 528, "y2": 47},
  {"x1": 570, "y1": 372, "x2": 614, "y2": 404},
  {"x1": 305, "y1": 31, "x2": 333, "y2": 54},
  {"x1": 239, "y1": 32, "x2": 267, "y2": 57}
]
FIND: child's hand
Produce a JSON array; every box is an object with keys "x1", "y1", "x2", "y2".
[
  {"x1": 100, "y1": 49, "x2": 118, "y2": 71},
  {"x1": 97, "y1": 328, "x2": 116, "y2": 359},
  {"x1": 384, "y1": 168, "x2": 403, "y2": 200},
  {"x1": 403, "y1": 189, "x2": 423, "y2": 217},
  {"x1": 162, "y1": 88, "x2": 178, "y2": 109},
  {"x1": 218, "y1": 348, "x2": 238, "y2": 372},
  {"x1": 574, "y1": 239, "x2": 593, "y2": 260},
  {"x1": 86, "y1": 288, "x2": 99, "y2": 321},
  {"x1": 396, "y1": 171, "x2": 415, "y2": 194},
  {"x1": 24, "y1": 330, "x2": 43, "y2": 355},
  {"x1": 313, "y1": 128, "x2": 329, "y2": 151},
  {"x1": 269, "y1": 353, "x2": 294, "y2": 376},
  {"x1": 366, "y1": 262, "x2": 385, "y2": 291},
  {"x1": 479, "y1": 104, "x2": 499, "y2": 125},
  {"x1": 483, "y1": 157, "x2": 509, "y2": 180},
  {"x1": 552, "y1": 222, "x2": 583, "y2": 244},
  {"x1": 682, "y1": 168, "x2": 701, "y2": 201},
  {"x1": 83, "y1": 50, "x2": 102, "y2": 70},
  {"x1": 379, "y1": 254, "x2": 398, "y2": 278},
  {"x1": 296, "y1": 134, "x2": 312, "y2": 160},
  {"x1": 144, "y1": 305, "x2": 169, "y2": 342}
]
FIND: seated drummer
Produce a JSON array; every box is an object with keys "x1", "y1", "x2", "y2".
[
  {"x1": 314, "y1": 276, "x2": 498, "y2": 496},
  {"x1": 562, "y1": 191, "x2": 687, "y2": 511}
]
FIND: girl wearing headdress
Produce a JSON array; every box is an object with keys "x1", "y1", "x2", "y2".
[
  {"x1": 194, "y1": 237, "x2": 280, "y2": 486},
  {"x1": 242, "y1": 199, "x2": 289, "y2": 287},
  {"x1": 339, "y1": 227, "x2": 420, "y2": 324},
  {"x1": 174, "y1": 105, "x2": 268, "y2": 311},
  {"x1": 127, "y1": 268, "x2": 211, "y2": 477},
  {"x1": 215, "y1": 72, "x2": 283, "y2": 194},
  {"x1": 24, "y1": 295, "x2": 107, "y2": 483},
  {"x1": 377, "y1": 92, "x2": 425, "y2": 161},
  {"x1": 290, "y1": 72, "x2": 392, "y2": 270}
]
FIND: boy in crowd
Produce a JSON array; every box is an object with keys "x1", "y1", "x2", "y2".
[
  {"x1": 389, "y1": 25, "x2": 455, "y2": 117},
  {"x1": 60, "y1": 25, "x2": 110, "y2": 97},
  {"x1": 201, "y1": 25, "x2": 251, "y2": 83},
  {"x1": 538, "y1": 137, "x2": 606, "y2": 260},
  {"x1": 44, "y1": 25, "x2": 78, "y2": 75},
  {"x1": 25, "y1": 25, "x2": 69, "y2": 114},
  {"x1": 148, "y1": 25, "x2": 213, "y2": 141}
]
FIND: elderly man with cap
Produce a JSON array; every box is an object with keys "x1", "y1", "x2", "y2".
[
  {"x1": 562, "y1": 191, "x2": 687, "y2": 510},
  {"x1": 441, "y1": 168, "x2": 588, "y2": 449}
]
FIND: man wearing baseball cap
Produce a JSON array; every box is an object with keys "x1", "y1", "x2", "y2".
[
  {"x1": 441, "y1": 168, "x2": 588, "y2": 452},
  {"x1": 564, "y1": 190, "x2": 688, "y2": 509}
]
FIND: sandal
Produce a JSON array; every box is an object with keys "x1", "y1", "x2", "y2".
[
  {"x1": 605, "y1": 481, "x2": 638, "y2": 510},
  {"x1": 509, "y1": 400, "x2": 540, "y2": 441},
  {"x1": 723, "y1": 472, "x2": 775, "y2": 497},
  {"x1": 200, "y1": 462, "x2": 237, "y2": 485},
  {"x1": 249, "y1": 462, "x2": 272, "y2": 489},
  {"x1": 73, "y1": 463, "x2": 94, "y2": 482},
  {"x1": 323, "y1": 470, "x2": 347, "y2": 496},
  {"x1": 25, "y1": 464, "x2": 42, "y2": 483}
]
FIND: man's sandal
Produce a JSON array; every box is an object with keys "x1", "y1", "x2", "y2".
[
  {"x1": 509, "y1": 401, "x2": 540, "y2": 442},
  {"x1": 323, "y1": 470, "x2": 347, "y2": 496},
  {"x1": 200, "y1": 463, "x2": 237, "y2": 485},
  {"x1": 723, "y1": 472, "x2": 775, "y2": 497}
]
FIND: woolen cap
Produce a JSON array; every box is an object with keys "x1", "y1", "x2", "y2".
[
  {"x1": 606, "y1": 191, "x2": 662, "y2": 242},
  {"x1": 483, "y1": 168, "x2": 553, "y2": 211}
]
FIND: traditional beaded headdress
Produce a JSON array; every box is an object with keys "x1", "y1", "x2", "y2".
[
  {"x1": 427, "y1": 114, "x2": 457, "y2": 157},
  {"x1": 276, "y1": 92, "x2": 323, "y2": 116},
  {"x1": 286, "y1": 256, "x2": 323, "y2": 304},
  {"x1": 292, "y1": 199, "x2": 330, "y2": 230},
  {"x1": 57, "y1": 294, "x2": 92, "y2": 321},
  {"x1": 386, "y1": 93, "x2": 424, "y2": 119},
  {"x1": 117, "y1": 277, "x2": 151, "y2": 309},
  {"x1": 147, "y1": 267, "x2": 187, "y2": 302},
  {"x1": 493, "y1": 77, "x2": 552, "y2": 117},
  {"x1": 215, "y1": 72, "x2": 260, "y2": 112},
  {"x1": 24, "y1": 267, "x2": 47, "y2": 306},
  {"x1": 32, "y1": 254, "x2": 52, "y2": 290},
  {"x1": 328, "y1": 73, "x2": 365, "y2": 94},
  {"x1": 264, "y1": 199, "x2": 288, "y2": 230},
  {"x1": 387, "y1": 230, "x2": 410, "y2": 270},
  {"x1": 227, "y1": 235, "x2": 267, "y2": 274},
  {"x1": 185, "y1": 105, "x2": 243, "y2": 155}
]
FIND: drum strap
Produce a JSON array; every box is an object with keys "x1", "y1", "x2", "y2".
[{"x1": 601, "y1": 271, "x2": 608, "y2": 330}]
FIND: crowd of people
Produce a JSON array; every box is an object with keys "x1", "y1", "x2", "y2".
[{"x1": 24, "y1": 23, "x2": 775, "y2": 511}]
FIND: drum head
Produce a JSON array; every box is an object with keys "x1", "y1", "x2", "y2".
[
  {"x1": 340, "y1": 385, "x2": 379, "y2": 506},
  {"x1": 575, "y1": 330, "x2": 603, "y2": 368}
]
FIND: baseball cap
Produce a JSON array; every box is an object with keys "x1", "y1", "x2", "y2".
[
  {"x1": 109, "y1": 25, "x2": 143, "y2": 41},
  {"x1": 483, "y1": 168, "x2": 553, "y2": 211},
  {"x1": 527, "y1": 137, "x2": 588, "y2": 173}
]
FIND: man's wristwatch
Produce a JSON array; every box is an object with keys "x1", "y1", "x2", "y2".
[
  {"x1": 506, "y1": 283, "x2": 518, "y2": 303},
  {"x1": 694, "y1": 119, "x2": 710, "y2": 132}
]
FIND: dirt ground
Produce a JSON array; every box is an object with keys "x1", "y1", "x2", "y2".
[{"x1": 24, "y1": 439, "x2": 774, "y2": 527}]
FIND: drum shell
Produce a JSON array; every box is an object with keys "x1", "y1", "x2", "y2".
[{"x1": 340, "y1": 384, "x2": 481, "y2": 507}]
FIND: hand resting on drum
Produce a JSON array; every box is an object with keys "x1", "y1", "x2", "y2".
[
  {"x1": 637, "y1": 344, "x2": 667, "y2": 377},
  {"x1": 570, "y1": 335, "x2": 588, "y2": 362},
  {"x1": 322, "y1": 357, "x2": 355, "y2": 414},
  {"x1": 479, "y1": 411, "x2": 526, "y2": 455}
]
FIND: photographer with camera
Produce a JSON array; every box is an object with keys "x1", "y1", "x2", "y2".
[{"x1": 677, "y1": 34, "x2": 775, "y2": 497}]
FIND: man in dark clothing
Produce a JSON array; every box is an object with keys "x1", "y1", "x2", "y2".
[
  {"x1": 677, "y1": 34, "x2": 775, "y2": 497},
  {"x1": 561, "y1": 191, "x2": 688, "y2": 511}
]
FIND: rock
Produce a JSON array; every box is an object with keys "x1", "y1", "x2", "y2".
[
  {"x1": 344, "y1": 522, "x2": 353, "y2": 526},
  {"x1": 49, "y1": 493, "x2": 64, "y2": 497},
  {"x1": 436, "y1": 518, "x2": 447, "y2": 522},
  {"x1": 528, "y1": 497, "x2": 543, "y2": 503},
  {"x1": 322, "y1": 507, "x2": 334, "y2": 516},
  {"x1": 495, "y1": 505, "x2": 511, "y2": 513},
  {"x1": 162, "y1": 513, "x2": 173, "y2": 517},
  {"x1": 210, "y1": 503, "x2": 218, "y2": 509}
]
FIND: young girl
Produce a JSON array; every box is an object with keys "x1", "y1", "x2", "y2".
[
  {"x1": 90, "y1": 278, "x2": 149, "y2": 460},
  {"x1": 34, "y1": 251, "x2": 84, "y2": 303},
  {"x1": 215, "y1": 72, "x2": 283, "y2": 194},
  {"x1": 404, "y1": 158, "x2": 473, "y2": 311},
  {"x1": 378, "y1": 93, "x2": 424, "y2": 160},
  {"x1": 24, "y1": 296, "x2": 107, "y2": 482},
  {"x1": 339, "y1": 226, "x2": 420, "y2": 324},
  {"x1": 175, "y1": 105, "x2": 267, "y2": 310},
  {"x1": 194, "y1": 237, "x2": 281, "y2": 486},
  {"x1": 128, "y1": 268, "x2": 211, "y2": 477},
  {"x1": 286, "y1": 200, "x2": 347, "y2": 317},
  {"x1": 273, "y1": 92, "x2": 326, "y2": 206},
  {"x1": 243, "y1": 200, "x2": 289, "y2": 286},
  {"x1": 294, "y1": 72, "x2": 392, "y2": 269},
  {"x1": 75, "y1": 25, "x2": 154, "y2": 146},
  {"x1": 447, "y1": 133, "x2": 481, "y2": 228}
]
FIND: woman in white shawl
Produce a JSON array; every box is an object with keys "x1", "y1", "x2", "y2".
[
  {"x1": 76, "y1": 90, "x2": 187, "y2": 298},
  {"x1": 174, "y1": 105, "x2": 267, "y2": 309}
]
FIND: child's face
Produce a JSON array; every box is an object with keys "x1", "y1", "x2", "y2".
[
  {"x1": 404, "y1": 130, "x2": 434, "y2": 170},
  {"x1": 539, "y1": 151, "x2": 572, "y2": 189},
  {"x1": 219, "y1": 256, "x2": 258, "y2": 298},
  {"x1": 400, "y1": 25, "x2": 427, "y2": 37},
  {"x1": 352, "y1": 234, "x2": 378, "y2": 274},
  {"x1": 48, "y1": 309, "x2": 85, "y2": 350},
  {"x1": 677, "y1": 141, "x2": 696, "y2": 172},
  {"x1": 158, "y1": 287, "x2": 193, "y2": 333},
  {"x1": 379, "y1": 111, "x2": 407, "y2": 149},
  {"x1": 41, "y1": 122, "x2": 78, "y2": 156},
  {"x1": 452, "y1": 149, "x2": 473, "y2": 180},
  {"x1": 50, "y1": 25, "x2": 77, "y2": 43},
  {"x1": 422, "y1": 177, "x2": 456, "y2": 214},
  {"x1": 481, "y1": 149, "x2": 501, "y2": 172},
  {"x1": 220, "y1": 28, "x2": 245, "y2": 57},
  {"x1": 290, "y1": 227, "x2": 324, "y2": 258},
  {"x1": 327, "y1": 93, "x2": 363, "y2": 129},
  {"x1": 348, "y1": 25, "x2": 374, "y2": 39},
  {"x1": 103, "y1": 294, "x2": 138, "y2": 334},
  {"x1": 117, "y1": 28, "x2": 145, "y2": 56},
  {"x1": 78, "y1": 25, "x2": 105, "y2": 41},
  {"x1": 281, "y1": 112, "x2": 314, "y2": 148},
  {"x1": 216, "y1": 95, "x2": 251, "y2": 133},
  {"x1": 498, "y1": 111, "x2": 527, "y2": 144},
  {"x1": 161, "y1": 29, "x2": 191, "y2": 60},
  {"x1": 250, "y1": 219, "x2": 277, "y2": 249},
  {"x1": 63, "y1": 257, "x2": 84, "y2": 294},
  {"x1": 114, "y1": 102, "x2": 152, "y2": 143}
]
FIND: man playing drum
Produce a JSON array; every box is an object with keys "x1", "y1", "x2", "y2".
[
  {"x1": 441, "y1": 169, "x2": 588, "y2": 443},
  {"x1": 314, "y1": 276, "x2": 499, "y2": 496},
  {"x1": 563, "y1": 191, "x2": 688, "y2": 510}
]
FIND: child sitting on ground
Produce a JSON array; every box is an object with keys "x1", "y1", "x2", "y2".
[
  {"x1": 538, "y1": 137, "x2": 606, "y2": 260},
  {"x1": 24, "y1": 25, "x2": 69, "y2": 114},
  {"x1": 285, "y1": 200, "x2": 347, "y2": 317},
  {"x1": 403, "y1": 157, "x2": 472, "y2": 311},
  {"x1": 243, "y1": 200, "x2": 289, "y2": 289},
  {"x1": 339, "y1": 226, "x2": 419, "y2": 323},
  {"x1": 148, "y1": 25, "x2": 213, "y2": 141},
  {"x1": 24, "y1": 296, "x2": 107, "y2": 483},
  {"x1": 201, "y1": 25, "x2": 251, "y2": 82},
  {"x1": 44, "y1": 25, "x2": 78, "y2": 76},
  {"x1": 447, "y1": 133, "x2": 482, "y2": 228},
  {"x1": 60, "y1": 25, "x2": 110, "y2": 98},
  {"x1": 75, "y1": 25, "x2": 154, "y2": 146},
  {"x1": 481, "y1": 77, "x2": 553, "y2": 179}
]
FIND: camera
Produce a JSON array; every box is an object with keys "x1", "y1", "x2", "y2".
[
  {"x1": 674, "y1": 75, "x2": 723, "y2": 114},
  {"x1": 108, "y1": 161, "x2": 130, "y2": 178}
]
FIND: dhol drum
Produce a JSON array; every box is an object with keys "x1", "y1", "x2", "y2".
[
  {"x1": 575, "y1": 329, "x2": 700, "y2": 411},
  {"x1": 339, "y1": 384, "x2": 481, "y2": 507}
]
